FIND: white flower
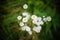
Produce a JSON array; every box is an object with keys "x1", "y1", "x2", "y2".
[
  {"x1": 36, "y1": 21, "x2": 44, "y2": 25},
  {"x1": 25, "y1": 26, "x2": 31, "y2": 32},
  {"x1": 28, "y1": 31, "x2": 32, "y2": 35},
  {"x1": 21, "y1": 26, "x2": 26, "y2": 31},
  {"x1": 22, "y1": 12, "x2": 30, "y2": 19},
  {"x1": 43, "y1": 18, "x2": 47, "y2": 22},
  {"x1": 21, "y1": 25, "x2": 31, "y2": 31},
  {"x1": 17, "y1": 16, "x2": 22, "y2": 20},
  {"x1": 32, "y1": 20, "x2": 37, "y2": 24},
  {"x1": 33, "y1": 26, "x2": 42, "y2": 33},
  {"x1": 37, "y1": 17, "x2": 42, "y2": 21},
  {"x1": 46, "y1": 16, "x2": 51, "y2": 21},
  {"x1": 19, "y1": 22, "x2": 24, "y2": 26},
  {"x1": 33, "y1": 17, "x2": 44, "y2": 25},
  {"x1": 22, "y1": 12, "x2": 29, "y2": 16},
  {"x1": 23, "y1": 4, "x2": 28, "y2": 9},
  {"x1": 31, "y1": 15, "x2": 37, "y2": 20},
  {"x1": 22, "y1": 18, "x2": 28, "y2": 22}
]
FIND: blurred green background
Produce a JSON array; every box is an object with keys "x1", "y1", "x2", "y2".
[{"x1": 0, "y1": 0, "x2": 60, "y2": 40}]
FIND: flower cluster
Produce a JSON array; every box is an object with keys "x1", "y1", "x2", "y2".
[{"x1": 17, "y1": 4, "x2": 52, "y2": 35}]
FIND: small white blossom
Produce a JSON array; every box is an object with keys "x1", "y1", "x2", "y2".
[
  {"x1": 25, "y1": 26, "x2": 31, "y2": 32},
  {"x1": 36, "y1": 21, "x2": 44, "y2": 25},
  {"x1": 23, "y1": 4, "x2": 28, "y2": 9},
  {"x1": 21, "y1": 26, "x2": 26, "y2": 31},
  {"x1": 19, "y1": 22, "x2": 24, "y2": 26},
  {"x1": 43, "y1": 18, "x2": 47, "y2": 22},
  {"x1": 21, "y1": 25, "x2": 30, "y2": 31},
  {"x1": 22, "y1": 12, "x2": 29, "y2": 16},
  {"x1": 32, "y1": 20, "x2": 37, "y2": 24},
  {"x1": 33, "y1": 26, "x2": 42, "y2": 33},
  {"x1": 17, "y1": 16, "x2": 22, "y2": 20},
  {"x1": 37, "y1": 17, "x2": 42, "y2": 21},
  {"x1": 47, "y1": 16, "x2": 51, "y2": 21},
  {"x1": 22, "y1": 18, "x2": 28, "y2": 22},
  {"x1": 28, "y1": 31, "x2": 32, "y2": 35},
  {"x1": 31, "y1": 15, "x2": 37, "y2": 20}
]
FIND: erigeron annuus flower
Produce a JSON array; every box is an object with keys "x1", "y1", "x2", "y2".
[
  {"x1": 31, "y1": 15, "x2": 37, "y2": 20},
  {"x1": 22, "y1": 12, "x2": 29, "y2": 16},
  {"x1": 46, "y1": 16, "x2": 51, "y2": 21},
  {"x1": 22, "y1": 12, "x2": 30, "y2": 19},
  {"x1": 43, "y1": 18, "x2": 47, "y2": 22},
  {"x1": 33, "y1": 26, "x2": 42, "y2": 33},
  {"x1": 28, "y1": 31, "x2": 32, "y2": 35},
  {"x1": 21, "y1": 26, "x2": 26, "y2": 31},
  {"x1": 19, "y1": 22, "x2": 24, "y2": 26},
  {"x1": 32, "y1": 20, "x2": 37, "y2": 24},
  {"x1": 22, "y1": 18, "x2": 28, "y2": 22},
  {"x1": 37, "y1": 17, "x2": 42, "y2": 21},
  {"x1": 17, "y1": 16, "x2": 22, "y2": 20},
  {"x1": 36, "y1": 21, "x2": 44, "y2": 25},
  {"x1": 21, "y1": 25, "x2": 31, "y2": 31},
  {"x1": 25, "y1": 26, "x2": 31, "y2": 32},
  {"x1": 23, "y1": 4, "x2": 28, "y2": 9}
]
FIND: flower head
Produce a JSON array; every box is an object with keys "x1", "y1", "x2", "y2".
[
  {"x1": 19, "y1": 22, "x2": 24, "y2": 26},
  {"x1": 22, "y1": 18, "x2": 28, "y2": 22},
  {"x1": 46, "y1": 16, "x2": 51, "y2": 21},
  {"x1": 25, "y1": 26, "x2": 31, "y2": 32},
  {"x1": 23, "y1": 4, "x2": 28, "y2": 9},
  {"x1": 28, "y1": 31, "x2": 32, "y2": 35},
  {"x1": 33, "y1": 26, "x2": 42, "y2": 33},
  {"x1": 43, "y1": 18, "x2": 47, "y2": 22},
  {"x1": 31, "y1": 15, "x2": 37, "y2": 20},
  {"x1": 17, "y1": 16, "x2": 22, "y2": 20}
]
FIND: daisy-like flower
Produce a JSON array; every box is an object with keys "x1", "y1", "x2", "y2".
[
  {"x1": 22, "y1": 18, "x2": 28, "y2": 22},
  {"x1": 37, "y1": 17, "x2": 42, "y2": 21},
  {"x1": 25, "y1": 26, "x2": 31, "y2": 32},
  {"x1": 22, "y1": 12, "x2": 30, "y2": 19},
  {"x1": 23, "y1": 4, "x2": 28, "y2": 9},
  {"x1": 33, "y1": 26, "x2": 42, "y2": 33},
  {"x1": 17, "y1": 16, "x2": 22, "y2": 20},
  {"x1": 43, "y1": 18, "x2": 47, "y2": 22},
  {"x1": 28, "y1": 31, "x2": 32, "y2": 35},
  {"x1": 31, "y1": 15, "x2": 37, "y2": 20},
  {"x1": 19, "y1": 22, "x2": 24, "y2": 26},
  {"x1": 21, "y1": 26, "x2": 26, "y2": 31},
  {"x1": 36, "y1": 21, "x2": 44, "y2": 25},
  {"x1": 33, "y1": 17, "x2": 44, "y2": 25},
  {"x1": 46, "y1": 16, "x2": 51, "y2": 21},
  {"x1": 22, "y1": 12, "x2": 29, "y2": 16},
  {"x1": 32, "y1": 20, "x2": 37, "y2": 24}
]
